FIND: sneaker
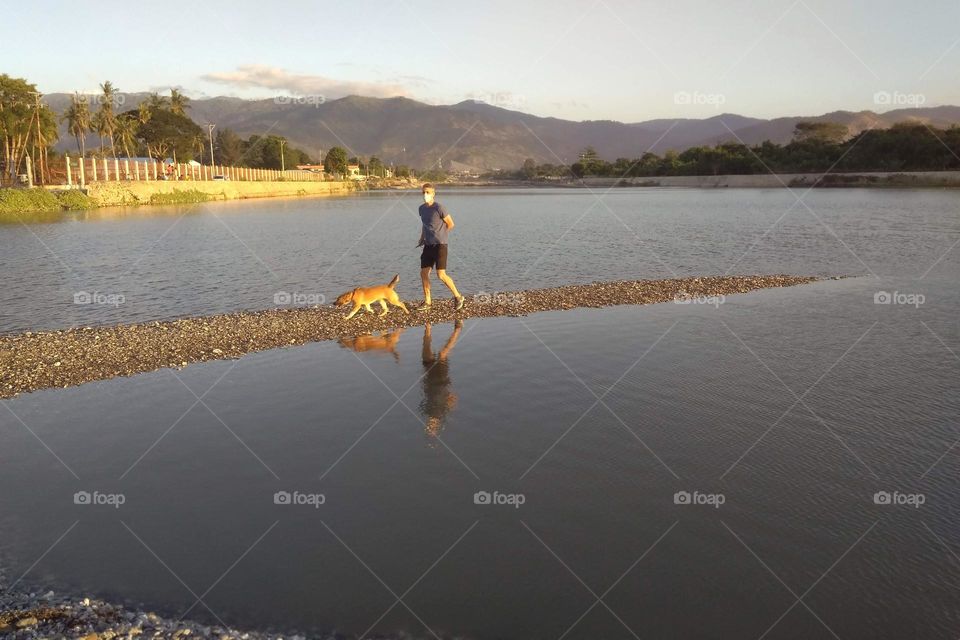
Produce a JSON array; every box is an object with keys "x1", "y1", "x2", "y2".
[{"x1": 454, "y1": 296, "x2": 465, "y2": 311}]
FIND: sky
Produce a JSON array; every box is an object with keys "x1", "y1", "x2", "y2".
[{"x1": 3, "y1": 0, "x2": 959, "y2": 122}]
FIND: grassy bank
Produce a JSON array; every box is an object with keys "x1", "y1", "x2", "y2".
[
  {"x1": 0, "y1": 188, "x2": 95, "y2": 216},
  {"x1": 147, "y1": 188, "x2": 211, "y2": 205}
]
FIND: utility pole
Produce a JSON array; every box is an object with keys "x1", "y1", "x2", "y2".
[
  {"x1": 207, "y1": 124, "x2": 216, "y2": 169},
  {"x1": 29, "y1": 92, "x2": 47, "y2": 185},
  {"x1": 279, "y1": 139, "x2": 286, "y2": 172}
]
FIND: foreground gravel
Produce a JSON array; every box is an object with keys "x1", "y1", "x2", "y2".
[
  {"x1": 0, "y1": 275, "x2": 819, "y2": 399},
  {"x1": 0, "y1": 572, "x2": 357, "y2": 640}
]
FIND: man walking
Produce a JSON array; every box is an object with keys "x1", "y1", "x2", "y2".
[{"x1": 416, "y1": 183, "x2": 465, "y2": 311}]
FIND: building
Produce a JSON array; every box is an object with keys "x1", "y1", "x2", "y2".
[
  {"x1": 347, "y1": 164, "x2": 365, "y2": 180},
  {"x1": 295, "y1": 164, "x2": 326, "y2": 175}
]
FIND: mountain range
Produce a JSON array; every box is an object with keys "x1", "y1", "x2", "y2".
[{"x1": 43, "y1": 93, "x2": 960, "y2": 170}]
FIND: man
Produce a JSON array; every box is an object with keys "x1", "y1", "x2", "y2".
[{"x1": 416, "y1": 183, "x2": 465, "y2": 311}]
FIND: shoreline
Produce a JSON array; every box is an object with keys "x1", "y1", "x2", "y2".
[
  {"x1": 0, "y1": 180, "x2": 362, "y2": 216},
  {"x1": 427, "y1": 170, "x2": 960, "y2": 189},
  {"x1": 0, "y1": 275, "x2": 820, "y2": 399},
  {"x1": 3, "y1": 169, "x2": 956, "y2": 217}
]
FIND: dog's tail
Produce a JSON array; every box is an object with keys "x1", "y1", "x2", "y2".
[{"x1": 388, "y1": 273, "x2": 400, "y2": 288}]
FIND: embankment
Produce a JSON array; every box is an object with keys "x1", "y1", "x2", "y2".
[{"x1": 82, "y1": 179, "x2": 359, "y2": 206}]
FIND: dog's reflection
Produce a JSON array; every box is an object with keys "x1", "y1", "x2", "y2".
[
  {"x1": 336, "y1": 321, "x2": 462, "y2": 440},
  {"x1": 337, "y1": 328, "x2": 406, "y2": 362},
  {"x1": 419, "y1": 319, "x2": 462, "y2": 439}
]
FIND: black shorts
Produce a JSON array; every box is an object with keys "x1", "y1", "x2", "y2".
[{"x1": 420, "y1": 244, "x2": 448, "y2": 270}]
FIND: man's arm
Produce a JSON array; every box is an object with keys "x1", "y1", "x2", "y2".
[{"x1": 442, "y1": 213, "x2": 455, "y2": 231}]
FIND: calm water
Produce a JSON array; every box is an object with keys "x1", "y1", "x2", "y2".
[{"x1": 1, "y1": 188, "x2": 958, "y2": 639}]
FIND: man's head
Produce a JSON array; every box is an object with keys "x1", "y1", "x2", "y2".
[{"x1": 422, "y1": 183, "x2": 435, "y2": 204}]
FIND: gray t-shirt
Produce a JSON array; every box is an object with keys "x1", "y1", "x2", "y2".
[{"x1": 419, "y1": 202, "x2": 449, "y2": 245}]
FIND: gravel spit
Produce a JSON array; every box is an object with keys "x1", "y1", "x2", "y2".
[{"x1": 0, "y1": 275, "x2": 820, "y2": 398}]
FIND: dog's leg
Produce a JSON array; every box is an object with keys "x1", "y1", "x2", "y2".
[
  {"x1": 378, "y1": 300, "x2": 389, "y2": 317},
  {"x1": 388, "y1": 292, "x2": 410, "y2": 315},
  {"x1": 363, "y1": 303, "x2": 374, "y2": 314},
  {"x1": 345, "y1": 303, "x2": 361, "y2": 319}
]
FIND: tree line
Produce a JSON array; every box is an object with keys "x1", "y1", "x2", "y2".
[
  {"x1": 1, "y1": 73, "x2": 317, "y2": 185},
  {"x1": 511, "y1": 121, "x2": 960, "y2": 180}
]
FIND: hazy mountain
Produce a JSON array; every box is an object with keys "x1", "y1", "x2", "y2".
[{"x1": 44, "y1": 93, "x2": 960, "y2": 170}]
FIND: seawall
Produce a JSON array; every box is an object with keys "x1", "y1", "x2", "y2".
[{"x1": 82, "y1": 179, "x2": 359, "y2": 206}]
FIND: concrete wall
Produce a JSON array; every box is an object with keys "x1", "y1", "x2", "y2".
[
  {"x1": 581, "y1": 171, "x2": 960, "y2": 188},
  {"x1": 83, "y1": 180, "x2": 359, "y2": 207}
]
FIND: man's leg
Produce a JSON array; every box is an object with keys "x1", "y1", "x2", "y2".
[
  {"x1": 420, "y1": 267, "x2": 433, "y2": 305},
  {"x1": 436, "y1": 269, "x2": 462, "y2": 299}
]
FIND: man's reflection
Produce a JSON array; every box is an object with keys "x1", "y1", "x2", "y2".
[
  {"x1": 336, "y1": 321, "x2": 462, "y2": 440},
  {"x1": 419, "y1": 319, "x2": 462, "y2": 439}
]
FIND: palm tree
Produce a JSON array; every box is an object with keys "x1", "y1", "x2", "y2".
[
  {"x1": 91, "y1": 109, "x2": 107, "y2": 157},
  {"x1": 169, "y1": 88, "x2": 190, "y2": 116},
  {"x1": 61, "y1": 93, "x2": 91, "y2": 157},
  {"x1": 114, "y1": 115, "x2": 138, "y2": 159},
  {"x1": 192, "y1": 133, "x2": 205, "y2": 164},
  {"x1": 147, "y1": 92, "x2": 169, "y2": 110},
  {"x1": 98, "y1": 81, "x2": 118, "y2": 157},
  {"x1": 137, "y1": 102, "x2": 152, "y2": 126}
]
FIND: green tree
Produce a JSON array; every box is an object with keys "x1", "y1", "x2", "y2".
[
  {"x1": 61, "y1": 93, "x2": 91, "y2": 157},
  {"x1": 215, "y1": 128, "x2": 243, "y2": 166},
  {"x1": 147, "y1": 92, "x2": 170, "y2": 110},
  {"x1": 137, "y1": 102, "x2": 152, "y2": 126},
  {"x1": 136, "y1": 107, "x2": 203, "y2": 162},
  {"x1": 324, "y1": 146, "x2": 348, "y2": 175},
  {"x1": 521, "y1": 157, "x2": 537, "y2": 179},
  {"x1": 97, "y1": 80, "x2": 119, "y2": 157},
  {"x1": 793, "y1": 121, "x2": 848, "y2": 144},
  {"x1": 169, "y1": 88, "x2": 190, "y2": 116},
  {"x1": 114, "y1": 113, "x2": 139, "y2": 158}
]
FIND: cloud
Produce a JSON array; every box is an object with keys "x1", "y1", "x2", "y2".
[{"x1": 199, "y1": 65, "x2": 416, "y2": 100}]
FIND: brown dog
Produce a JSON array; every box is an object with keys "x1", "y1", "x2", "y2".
[{"x1": 335, "y1": 274, "x2": 410, "y2": 319}]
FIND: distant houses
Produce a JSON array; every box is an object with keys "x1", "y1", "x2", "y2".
[
  {"x1": 295, "y1": 164, "x2": 326, "y2": 177},
  {"x1": 347, "y1": 164, "x2": 364, "y2": 180},
  {"x1": 447, "y1": 160, "x2": 482, "y2": 179}
]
